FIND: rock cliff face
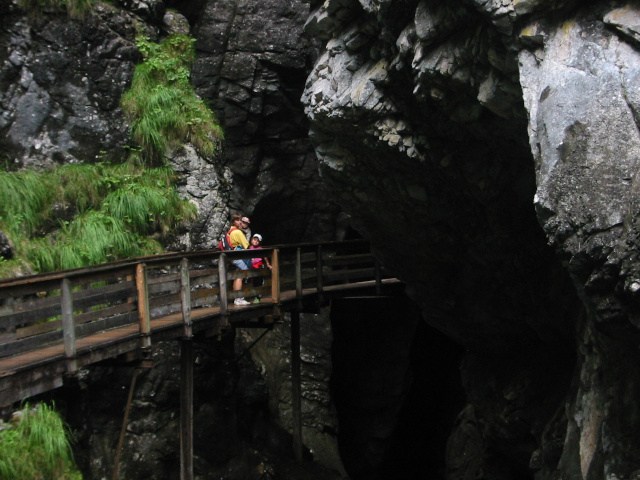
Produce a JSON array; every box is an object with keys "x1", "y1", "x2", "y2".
[
  {"x1": 4, "y1": 0, "x2": 640, "y2": 479},
  {"x1": 301, "y1": 0, "x2": 640, "y2": 479}
]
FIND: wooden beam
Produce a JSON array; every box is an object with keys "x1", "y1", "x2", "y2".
[
  {"x1": 316, "y1": 245, "x2": 324, "y2": 305},
  {"x1": 218, "y1": 254, "x2": 228, "y2": 327},
  {"x1": 61, "y1": 278, "x2": 77, "y2": 372},
  {"x1": 180, "y1": 258, "x2": 192, "y2": 339},
  {"x1": 295, "y1": 248, "x2": 303, "y2": 310},
  {"x1": 291, "y1": 311, "x2": 303, "y2": 462},
  {"x1": 135, "y1": 264, "x2": 151, "y2": 349},
  {"x1": 180, "y1": 339, "x2": 194, "y2": 480},
  {"x1": 271, "y1": 249, "x2": 281, "y2": 319}
]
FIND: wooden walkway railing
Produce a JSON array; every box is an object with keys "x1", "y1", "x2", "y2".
[{"x1": 0, "y1": 240, "x2": 398, "y2": 408}]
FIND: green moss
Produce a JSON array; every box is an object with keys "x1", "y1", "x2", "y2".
[
  {"x1": 0, "y1": 402, "x2": 82, "y2": 480},
  {"x1": 122, "y1": 34, "x2": 224, "y2": 163}
]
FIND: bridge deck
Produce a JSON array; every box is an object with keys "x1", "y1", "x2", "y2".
[{"x1": 0, "y1": 241, "x2": 400, "y2": 406}]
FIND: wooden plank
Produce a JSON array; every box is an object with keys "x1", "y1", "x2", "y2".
[
  {"x1": 149, "y1": 292, "x2": 181, "y2": 309},
  {"x1": 73, "y1": 282, "x2": 135, "y2": 310},
  {"x1": 68, "y1": 266, "x2": 136, "y2": 288},
  {"x1": 0, "y1": 329, "x2": 63, "y2": 359},
  {"x1": 148, "y1": 273, "x2": 180, "y2": 285},
  {"x1": 0, "y1": 302, "x2": 63, "y2": 331},
  {"x1": 17, "y1": 319, "x2": 63, "y2": 339},
  {"x1": 149, "y1": 279, "x2": 180, "y2": 296},
  {"x1": 75, "y1": 312, "x2": 138, "y2": 338},
  {"x1": 323, "y1": 267, "x2": 375, "y2": 283},
  {"x1": 0, "y1": 279, "x2": 61, "y2": 301},
  {"x1": 323, "y1": 253, "x2": 374, "y2": 266},
  {"x1": 0, "y1": 292, "x2": 61, "y2": 316},
  {"x1": 189, "y1": 268, "x2": 218, "y2": 280},
  {"x1": 74, "y1": 302, "x2": 137, "y2": 325}
]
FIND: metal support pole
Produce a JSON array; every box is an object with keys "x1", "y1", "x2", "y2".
[
  {"x1": 112, "y1": 368, "x2": 140, "y2": 480},
  {"x1": 291, "y1": 311, "x2": 303, "y2": 462},
  {"x1": 180, "y1": 339, "x2": 194, "y2": 480}
]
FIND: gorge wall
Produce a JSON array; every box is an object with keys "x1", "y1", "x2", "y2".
[
  {"x1": 301, "y1": 0, "x2": 640, "y2": 479},
  {"x1": 3, "y1": 0, "x2": 640, "y2": 479}
]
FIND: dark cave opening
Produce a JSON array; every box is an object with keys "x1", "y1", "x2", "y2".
[{"x1": 330, "y1": 293, "x2": 466, "y2": 480}]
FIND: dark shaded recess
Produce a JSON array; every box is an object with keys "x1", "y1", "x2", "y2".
[
  {"x1": 249, "y1": 193, "x2": 323, "y2": 244},
  {"x1": 163, "y1": 0, "x2": 208, "y2": 26},
  {"x1": 330, "y1": 294, "x2": 465, "y2": 480}
]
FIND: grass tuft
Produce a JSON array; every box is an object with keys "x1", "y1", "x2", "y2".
[
  {"x1": 0, "y1": 402, "x2": 82, "y2": 480},
  {"x1": 121, "y1": 34, "x2": 224, "y2": 162},
  {"x1": 0, "y1": 161, "x2": 196, "y2": 277}
]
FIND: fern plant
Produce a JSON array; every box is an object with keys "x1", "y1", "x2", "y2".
[
  {"x1": 0, "y1": 402, "x2": 82, "y2": 480},
  {"x1": 121, "y1": 34, "x2": 224, "y2": 162}
]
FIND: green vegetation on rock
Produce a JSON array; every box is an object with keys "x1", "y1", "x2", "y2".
[
  {"x1": 0, "y1": 402, "x2": 82, "y2": 480},
  {"x1": 122, "y1": 34, "x2": 224, "y2": 163},
  {"x1": 0, "y1": 161, "x2": 196, "y2": 278}
]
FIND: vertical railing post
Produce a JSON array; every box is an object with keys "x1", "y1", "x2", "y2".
[
  {"x1": 136, "y1": 263, "x2": 151, "y2": 349},
  {"x1": 218, "y1": 253, "x2": 228, "y2": 326},
  {"x1": 291, "y1": 310, "x2": 303, "y2": 462},
  {"x1": 61, "y1": 277, "x2": 77, "y2": 372},
  {"x1": 180, "y1": 258, "x2": 192, "y2": 338},
  {"x1": 295, "y1": 247, "x2": 303, "y2": 310},
  {"x1": 271, "y1": 249, "x2": 281, "y2": 318},
  {"x1": 316, "y1": 245, "x2": 324, "y2": 305}
]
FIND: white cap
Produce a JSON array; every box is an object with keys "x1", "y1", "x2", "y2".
[{"x1": 252, "y1": 233, "x2": 262, "y2": 242}]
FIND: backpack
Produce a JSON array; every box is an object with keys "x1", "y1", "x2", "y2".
[{"x1": 217, "y1": 226, "x2": 238, "y2": 251}]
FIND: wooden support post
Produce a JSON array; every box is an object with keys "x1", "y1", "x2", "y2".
[
  {"x1": 61, "y1": 277, "x2": 77, "y2": 373},
  {"x1": 290, "y1": 310, "x2": 303, "y2": 463},
  {"x1": 180, "y1": 339, "x2": 194, "y2": 480},
  {"x1": 295, "y1": 248, "x2": 303, "y2": 310},
  {"x1": 180, "y1": 258, "x2": 192, "y2": 338},
  {"x1": 112, "y1": 368, "x2": 140, "y2": 480},
  {"x1": 374, "y1": 258, "x2": 382, "y2": 296},
  {"x1": 136, "y1": 263, "x2": 151, "y2": 349},
  {"x1": 271, "y1": 249, "x2": 281, "y2": 318},
  {"x1": 316, "y1": 245, "x2": 324, "y2": 305},
  {"x1": 218, "y1": 253, "x2": 228, "y2": 326}
]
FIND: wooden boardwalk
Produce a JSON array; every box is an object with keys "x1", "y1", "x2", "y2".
[{"x1": 0, "y1": 240, "x2": 399, "y2": 408}]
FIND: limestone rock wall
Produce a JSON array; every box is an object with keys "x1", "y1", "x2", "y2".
[{"x1": 300, "y1": 0, "x2": 640, "y2": 479}]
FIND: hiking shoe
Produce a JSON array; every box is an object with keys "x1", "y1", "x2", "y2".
[
  {"x1": 234, "y1": 298, "x2": 250, "y2": 306},
  {"x1": 253, "y1": 298, "x2": 261, "y2": 304}
]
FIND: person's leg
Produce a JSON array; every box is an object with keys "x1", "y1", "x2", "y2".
[{"x1": 232, "y1": 259, "x2": 250, "y2": 305}]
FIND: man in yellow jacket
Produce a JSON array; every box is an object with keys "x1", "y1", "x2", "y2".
[{"x1": 229, "y1": 213, "x2": 250, "y2": 305}]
